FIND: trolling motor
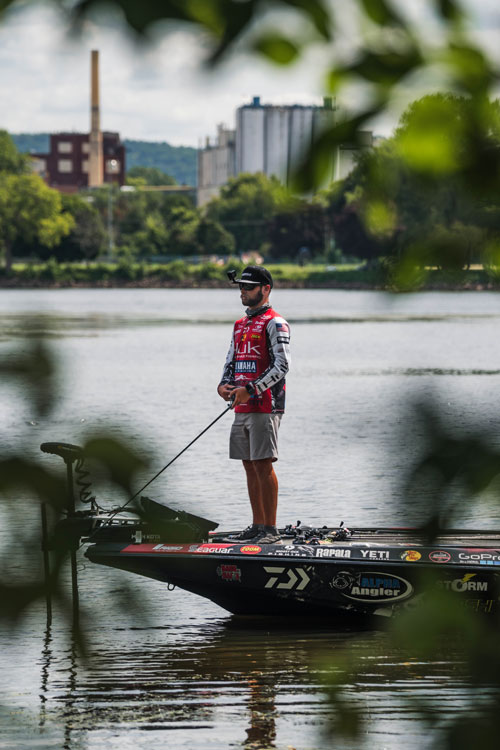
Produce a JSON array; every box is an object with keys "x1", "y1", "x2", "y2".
[
  {"x1": 40, "y1": 442, "x2": 100, "y2": 551},
  {"x1": 39, "y1": 441, "x2": 92, "y2": 625},
  {"x1": 40, "y1": 441, "x2": 219, "y2": 548},
  {"x1": 39, "y1": 438, "x2": 221, "y2": 624},
  {"x1": 41, "y1": 441, "x2": 97, "y2": 510}
]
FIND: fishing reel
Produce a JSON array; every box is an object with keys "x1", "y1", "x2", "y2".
[{"x1": 283, "y1": 519, "x2": 353, "y2": 545}]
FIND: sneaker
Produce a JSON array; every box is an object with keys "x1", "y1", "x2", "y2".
[
  {"x1": 224, "y1": 524, "x2": 263, "y2": 542},
  {"x1": 253, "y1": 526, "x2": 281, "y2": 544}
]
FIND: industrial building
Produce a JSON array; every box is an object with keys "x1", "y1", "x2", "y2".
[
  {"x1": 31, "y1": 50, "x2": 125, "y2": 193},
  {"x1": 197, "y1": 124, "x2": 236, "y2": 206},
  {"x1": 31, "y1": 132, "x2": 125, "y2": 193},
  {"x1": 197, "y1": 96, "x2": 373, "y2": 206}
]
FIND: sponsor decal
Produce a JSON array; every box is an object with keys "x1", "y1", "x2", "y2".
[
  {"x1": 429, "y1": 550, "x2": 452, "y2": 563},
  {"x1": 359, "y1": 549, "x2": 389, "y2": 560},
  {"x1": 330, "y1": 570, "x2": 413, "y2": 603},
  {"x1": 240, "y1": 545, "x2": 262, "y2": 554},
  {"x1": 276, "y1": 337, "x2": 290, "y2": 344},
  {"x1": 401, "y1": 550, "x2": 422, "y2": 562},
  {"x1": 437, "y1": 573, "x2": 488, "y2": 593},
  {"x1": 268, "y1": 545, "x2": 315, "y2": 557},
  {"x1": 195, "y1": 543, "x2": 235, "y2": 554},
  {"x1": 235, "y1": 360, "x2": 257, "y2": 373},
  {"x1": 264, "y1": 566, "x2": 311, "y2": 590},
  {"x1": 315, "y1": 547, "x2": 351, "y2": 559},
  {"x1": 330, "y1": 571, "x2": 356, "y2": 590},
  {"x1": 238, "y1": 341, "x2": 261, "y2": 355},
  {"x1": 217, "y1": 564, "x2": 242, "y2": 582},
  {"x1": 251, "y1": 334, "x2": 260, "y2": 339},
  {"x1": 459, "y1": 550, "x2": 500, "y2": 563},
  {"x1": 121, "y1": 543, "x2": 192, "y2": 554},
  {"x1": 465, "y1": 547, "x2": 500, "y2": 552}
]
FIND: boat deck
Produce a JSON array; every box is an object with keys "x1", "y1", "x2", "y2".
[{"x1": 211, "y1": 526, "x2": 500, "y2": 548}]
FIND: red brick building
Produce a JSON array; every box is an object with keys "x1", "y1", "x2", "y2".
[{"x1": 32, "y1": 132, "x2": 125, "y2": 193}]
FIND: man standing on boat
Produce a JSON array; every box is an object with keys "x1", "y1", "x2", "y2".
[{"x1": 217, "y1": 265, "x2": 290, "y2": 544}]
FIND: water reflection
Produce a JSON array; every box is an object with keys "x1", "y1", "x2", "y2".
[
  {"x1": 39, "y1": 625, "x2": 52, "y2": 730},
  {"x1": 244, "y1": 677, "x2": 277, "y2": 749},
  {"x1": 34, "y1": 616, "x2": 493, "y2": 750},
  {"x1": 36, "y1": 620, "x2": 359, "y2": 748}
]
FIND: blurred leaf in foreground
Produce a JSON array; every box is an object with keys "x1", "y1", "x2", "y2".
[
  {"x1": 326, "y1": 93, "x2": 500, "y2": 283},
  {"x1": 0, "y1": 335, "x2": 150, "y2": 633}
]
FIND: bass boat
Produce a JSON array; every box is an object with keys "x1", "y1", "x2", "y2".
[
  {"x1": 41, "y1": 442, "x2": 500, "y2": 621},
  {"x1": 84, "y1": 515, "x2": 500, "y2": 619}
]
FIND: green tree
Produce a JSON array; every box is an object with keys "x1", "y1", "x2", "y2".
[
  {"x1": 324, "y1": 155, "x2": 398, "y2": 262},
  {"x1": 88, "y1": 186, "x2": 196, "y2": 258},
  {"x1": 0, "y1": 130, "x2": 28, "y2": 174},
  {"x1": 206, "y1": 173, "x2": 288, "y2": 252},
  {"x1": 326, "y1": 94, "x2": 500, "y2": 271},
  {"x1": 195, "y1": 217, "x2": 235, "y2": 256},
  {"x1": 0, "y1": 173, "x2": 74, "y2": 270},
  {"x1": 52, "y1": 194, "x2": 106, "y2": 261},
  {"x1": 126, "y1": 166, "x2": 176, "y2": 186},
  {"x1": 165, "y1": 206, "x2": 200, "y2": 256},
  {"x1": 121, "y1": 211, "x2": 170, "y2": 258},
  {"x1": 266, "y1": 199, "x2": 326, "y2": 260}
]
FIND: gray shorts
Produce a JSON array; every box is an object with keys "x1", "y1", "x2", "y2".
[{"x1": 229, "y1": 412, "x2": 283, "y2": 462}]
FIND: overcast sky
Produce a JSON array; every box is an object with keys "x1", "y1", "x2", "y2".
[{"x1": 1, "y1": 0, "x2": 499, "y2": 147}]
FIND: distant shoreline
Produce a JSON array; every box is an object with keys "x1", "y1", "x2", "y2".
[
  {"x1": 0, "y1": 278, "x2": 497, "y2": 291},
  {"x1": 1, "y1": 262, "x2": 498, "y2": 291}
]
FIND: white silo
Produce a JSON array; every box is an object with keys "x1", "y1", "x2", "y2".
[
  {"x1": 288, "y1": 106, "x2": 315, "y2": 177},
  {"x1": 236, "y1": 97, "x2": 265, "y2": 173},
  {"x1": 264, "y1": 107, "x2": 290, "y2": 182}
]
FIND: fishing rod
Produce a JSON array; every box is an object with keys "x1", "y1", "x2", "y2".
[
  {"x1": 39, "y1": 402, "x2": 234, "y2": 624},
  {"x1": 108, "y1": 401, "x2": 234, "y2": 519}
]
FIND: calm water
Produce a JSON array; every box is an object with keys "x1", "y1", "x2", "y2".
[{"x1": 1, "y1": 288, "x2": 500, "y2": 749}]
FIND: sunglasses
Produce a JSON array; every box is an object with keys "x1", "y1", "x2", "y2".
[{"x1": 238, "y1": 282, "x2": 261, "y2": 291}]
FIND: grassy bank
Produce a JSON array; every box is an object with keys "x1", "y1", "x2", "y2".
[{"x1": 1, "y1": 259, "x2": 499, "y2": 290}]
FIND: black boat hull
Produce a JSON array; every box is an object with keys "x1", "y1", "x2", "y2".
[{"x1": 85, "y1": 536, "x2": 500, "y2": 619}]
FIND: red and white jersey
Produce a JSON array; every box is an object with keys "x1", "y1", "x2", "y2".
[{"x1": 220, "y1": 305, "x2": 291, "y2": 413}]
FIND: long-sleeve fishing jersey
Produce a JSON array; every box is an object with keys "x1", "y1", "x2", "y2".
[{"x1": 219, "y1": 304, "x2": 291, "y2": 414}]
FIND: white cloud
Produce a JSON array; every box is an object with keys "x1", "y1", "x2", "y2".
[
  {"x1": 0, "y1": 4, "x2": 327, "y2": 145},
  {"x1": 0, "y1": 0, "x2": 499, "y2": 147}
]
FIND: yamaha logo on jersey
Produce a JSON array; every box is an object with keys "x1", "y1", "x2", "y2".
[{"x1": 235, "y1": 360, "x2": 257, "y2": 373}]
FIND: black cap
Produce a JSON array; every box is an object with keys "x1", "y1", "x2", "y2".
[{"x1": 228, "y1": 265, "x2": 273, "y2": 288}]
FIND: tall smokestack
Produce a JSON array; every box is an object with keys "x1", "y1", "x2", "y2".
[{"x1": 88, "y1": 49, "x2": 103, "y2": 187}]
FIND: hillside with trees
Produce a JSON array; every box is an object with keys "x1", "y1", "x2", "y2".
[{"x1": 124, "y1": 140, "x2": 196, "y2": 185}]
